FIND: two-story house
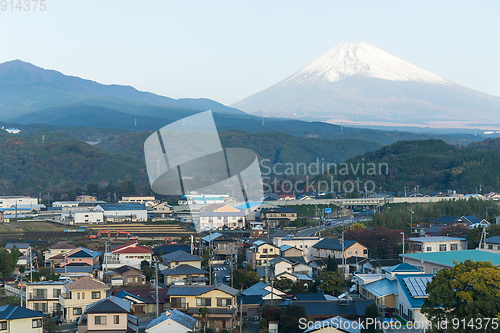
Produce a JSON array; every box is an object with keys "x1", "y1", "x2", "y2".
[
  {"x1": 258, "y1": 208, "x2": 297, "y2": 228},
  {"x1": 0, "y1": 305, "x2": 45, "y2": 333},
  {"x1": 167, "y1": 284, "x2": 239, "y2": 330},
  {"x1": 275, "y1": 236, "x2": 322, "y2": 262},
  {"x1": 199, "y1": 204, "x2": 245, "y2": 231},
  {"x1": 312, "y1": 239, "x2": 368, "y2": 260},
  {"x1": 59, "y1": 276, "x2": 109, "y2": 322},
  {"x1": 105, "y1": 266, "x2": 146, "y2": 287},
  {"x1": 26, "y1": 280, "x2": 70, "y2": 315},
  {"x1": 201, "y1": 233, "x2": 239, "y2": 260},
  {"x1": 61, "y1": 247, "x2": 101, "y2": 268},
  {"x1": 104, "y1": 242, "x2": 153, "y2": 270},
  {"x1": 160, "y1": 250, "x2": 206, "y2": 285},
  {"x1": 44, "y1": 242, "x2": 76, "y2": 266},
  {"x1": 409, "y1": 236, "x2": 467, "y2": 253},
  {"x1": 77, "y1": 296, "x2": 138, "y2": 333},
  {"x1": 150, "y1": 202, "x2": 175, "y2": 220},
  {"x1": 146, "y1": 309, "x2": 197, "y2": 333},
  {"x1": 246, "y1": 241, "x2": 280, "y2": 269}
]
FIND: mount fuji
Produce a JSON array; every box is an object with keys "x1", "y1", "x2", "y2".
[{"x1": 232, "y1": 42, "x2": 500, "y2": 129}]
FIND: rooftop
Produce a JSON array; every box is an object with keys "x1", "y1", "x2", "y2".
[
  {"x1": 146, "y1": 309, "x2": 197, "y2": 331},
  {"x1": 97, "y1": 203, "x2": 147, "y2": 211},
  {"x1": 65, "y1": 276, "x2": 109, "y2": 291},
  {"x1": 0, "y1": 305, "x2": 44, "y2": 320},
  {"x1": 161, "y1": 250, "x2": 202, "y2": 263},
  {"x1": 401, "y1": 250, "x2": 500, "y2": 267},
  {"x1": 487, "y1": 236, "x2": 500, "y2": 245},
  {"x1": 313, "y1": 238, "x2": 357, "y2": 251},
  {"x1": 85, "y1": 296, "x2": 131, "y2": 314},
  {"x1": 409, "y1": 236, "x2": 466, "y2": 243}
]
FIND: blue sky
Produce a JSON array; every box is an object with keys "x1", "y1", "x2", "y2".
[{"x1": 1, "y1": 0, "x2": 499, "y2": 105}]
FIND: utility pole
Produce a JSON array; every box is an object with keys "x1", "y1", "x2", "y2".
[
  {"x1": 20, "y1": 271, "x2": 23, "y2": 307},
  {"x1": 265, "y1": 222, "x2": 269, "y2": 283},
  {"x1": 29, "y1": 246, "x2": 32, "y2": 283},
  {"x1": 239, "y1": 300, "x2": 243, "y2": 333},
  {"x1": 155, "y1": 258, "x2": 159, "y2": 318},
  {"x1": 341, "y1": 205, "x2": 346, "y2": 280},
  {"x1": 401, "y1": 232, "x2": 405, "y2": 262}
]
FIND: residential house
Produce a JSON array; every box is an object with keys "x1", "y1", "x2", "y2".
[
  {"x1": 240, "y1": 282, "x2": 287, "y2": 304},
  {"x1": 201, "y1": 233, "x2": 239, "y2": 259},
  {"x1": 271, "y1": 257, "x2": 313, "y2": 277},
  {"x1": 59, "y1": 276, "x2": 109, "y2": 322},
  {"x1": 5, "y1": 243, "x2": 30, "y2": 255},
  {"x1": 312, "y1": 239, "x2": 368, "y2": 260},
  {"x1": 167, "y1": 284, "x2": 240, "y2": 330},
  {"x1": 432, "y1": 216, "x2": 467, "y2": 227},
  {"x1": 274, "y1": 271, "x2": 313, "y2": 284},
  {"x1": 353, "y1": 263, "x2": 423, "y2": 312},
  {"x1": 104, "y1": 242, "x2": 153, "y2": 270},
  {"x1": 61, "y1": 247, "x2": 101, "y2": 268},
  {"x1": 151, "y1": 202, "x2": 175, "y2": 220},
  {"x1": 153, "y1": 244, "x2": 191, "y2": 256},
  {"x1": 146, "y1": 309, "x2": 197, "y2": 333},
  {"x1": 461, "y1": 215, "x2": 490, "y2": 228},
  {"x1": 162, "y1": 265, "x2": 208, "y2": 286},
  {"x1": 293, "y1": 299, "x2": 375, "y2": 321},
  {"x1": 0, "y1": 305, "x2": 45, "y2": 333},
  {"x1": 113, "y1": 289, "x2": 169, "y2": 316},
  {"x1": 246, "y1": 241, "x2": 280, "y2": 269},
  {"x1": 182, "y1": 194, "x2": 229, "y2": 205},
  {"x1": 77, "y1": 296, "x2": 138, "y2": 333},
  {"x1": 396, "y1": 274, "x2": 434, "y2": 324},
  {"x1": 161, "y1": 250, "x2": 202, "y2": 270},
  {"x1": 279, "y1": 244, "x2": 303, "y2": 258},
  {"x1": 258, "y1": 208, "x2": 297, "y2": 228},
  {"x1": 400, "y1": 249, "x2": 500, "y2": 274},
  {"x1": 199, "y1": 204, "x2": 245, "y2": 230},
  {"x1": 233, "y1": 201, "x2": 278, "y2": 223},
  {"x1": 105, "y1": 266, "x2": 146, "y2": 287},
  {"x1": 483, "y1": 236, "x2": 500, "y2": 251},
  {"x1": 361, "y1": 259, "x2": 402, "y2": 274},
  {"x1": 26, "y1": 280, "x2": 70, "y2": 315},
  {"x1": 304, "y1": 316, "x2": 362, "y2": 333},
  {"x1": 275, "y1": 236, "x2": 321, "y2": 261},
  {"x1": 409, "y1": 236, "x2": 467, "y2": 253},
  {"x1": 94, "y1": 203, "x2": 148, "y2": 222},
  {"x1": 44, "y1": 242, "x2": 77, "y2": 267},
  {"x1": 0, "y1": 196, "x2": 38, "y2": 209}
]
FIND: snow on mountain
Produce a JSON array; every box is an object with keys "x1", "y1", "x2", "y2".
[
  {"x1": 232, "y1": 42, "x2": 500, "y2": 129},
  {"x1": 288, "y1": 42, "x2": 449, "y2": 85}
]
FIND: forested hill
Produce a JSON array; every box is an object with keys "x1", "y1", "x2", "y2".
[
  {"x1": 332, "y1": 138, "x2": 500, "y2": 194},
  {"x1": 0, "y1": 131, "x2": 147, "y2": 195}
]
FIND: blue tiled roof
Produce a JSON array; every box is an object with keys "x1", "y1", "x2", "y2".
[
  {"x1": 385, "y1": 263, "x2": 422, "y2": 273},
  {"x1": 67, "y1": 247, "x2": 101, "y2": 258},
  {"x1": 0, "y1": 305, "x2": 45, "y2": 320},
  {"x1": 433, "y1": 216, "x2": 461, "y2": 224},
  {"x1": 364, "y1": 278, "x2": 398, "y2": 298},
  {"x1": 462, "y1": 215, "x2": 482, "y2": 224},
  {"x1": 396, "y1": 274, "x2": 434, "y2": 309},
  {"x1": 313, "y1": 238, "x2": 357, "y2": 251},
  {"x1": 115, "y1": 290, "x2": 148, "y2": 304},
  {"x1": 146, "y1": 309, "x2": 197, "y2": 331},
  {"x1": 241, "y1": 282, "x2": 270, "y2": 296},
  {"x1": 401, "y1": 250, "x2": 500, "y2": 267},
  {"x1": 97, "y1": 203, "x2": 147, "y2": 211},
  {"x1": 487, "y1": 236, "x2": 500, "y2": 245}
]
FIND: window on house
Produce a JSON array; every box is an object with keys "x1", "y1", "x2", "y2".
[
  {"x1": 305, "y1": 245, "x2": 308, "y2": 248},
  {"x1": 427, "y1": 247, "x2": 432, "y2": 252},
  {"x1": 92, "y1": 291, "x2": 101, "y2": 299},
  {"x1": 270, "y1": 248, "x2": 273, "y2": 252},
  {"x1": 196, "y1": 298, "x2": 211, "y2": 306},
  {"x1": 77, "y1": 293, "x2": 80, "y2": 299},
  {"x1": 32, "y1": 319, "x2": 42, "y2": 328},
  {"x1": 262, "y1": 249, "x2": 267, "y2": 254},
  {"x1": 217, "y1": 298, "x2": 232, "y2": 307},
  {"x1": 488, "y1": 245, "x2": 493, "y2": 250},
  {"x1": 95, "y1": 316, "x2": 107, "y2": 325},
  {"x1": 415, "y1": 244, "x2": 422, "y2": 252},
  {"x1": 451, "y1": 244, "x2": 458, "y2": 251},
  {"x1": 73, "y1": 308, "x2": 82, "y2": 315},
  {"x1": 0, "y1": 321, "x2": 6, "y2": 330},
  {"x1": 433, "y1": 268, "x2": 439, "y2": 274},
  {"x1": 363, "y1": 250, "x2": 368, "y2": 255},
  {"x1": 114, "y1": 315, "x2": 120, "y2": 324},
  {"x1": 171, "y1": 297, "x2": 186, "y2": 308},
  {"x1": 439, "y1": 244, "x2": 447, "y2": 252},
  {"x1": 82, "y1": 292, "x2": 85, "y2": 299}
]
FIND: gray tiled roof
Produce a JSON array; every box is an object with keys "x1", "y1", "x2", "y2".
[{"x1": 146, "y1": 309, "x2": 197, "y2": 331}]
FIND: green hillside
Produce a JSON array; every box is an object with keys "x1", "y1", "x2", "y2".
[
  {"x1": 325, "y1": 138, "x2": 500, "y2": 194},
  {"x1": 0, "y1": 131, "x2": 147, "y2": 195}
]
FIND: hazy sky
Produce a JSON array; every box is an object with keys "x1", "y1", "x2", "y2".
[{"x1": 1, "y1": 0, "x2": 499, "y2": 105}]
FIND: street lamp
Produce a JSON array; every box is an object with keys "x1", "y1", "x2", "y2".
[{"x1": 400, "y1": 232, "x2": 405, "y2": 260}]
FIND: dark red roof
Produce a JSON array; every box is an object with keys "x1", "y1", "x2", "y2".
[{"x1": 111, "y1": 242, "x2": 153, "y2": 254}]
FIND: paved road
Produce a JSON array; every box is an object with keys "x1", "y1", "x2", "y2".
[
  {"x1": 212, "y1": 264, "x2": 230, "y2": 284},
  {"x1": 296, "y1": 213, "x2": 373, "y2": 237}
]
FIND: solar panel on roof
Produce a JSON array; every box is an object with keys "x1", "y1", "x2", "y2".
[{"x1": 404, "y1": 277, "x2": 431, "y2": 298}]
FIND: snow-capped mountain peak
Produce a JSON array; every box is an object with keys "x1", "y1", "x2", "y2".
[{"x1": 288, "y1": 42, "x2": 449, "y2": 84}]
